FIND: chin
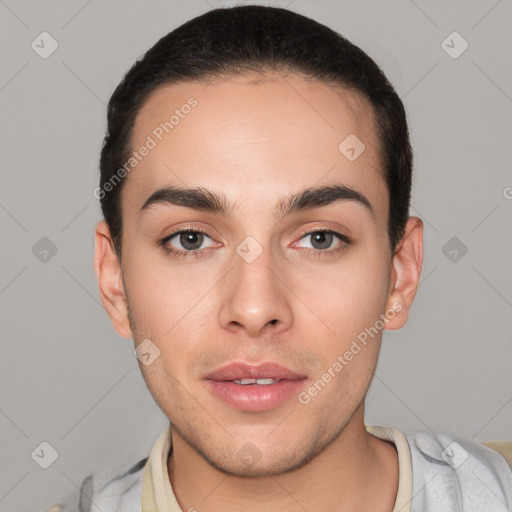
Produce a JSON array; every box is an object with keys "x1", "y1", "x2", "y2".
[
  {"x1": 201, "y1": 440, "x2": 323, "y2": 479},
  {"x1": 208, "y1": 454, "x2": 307, "y2": 478}
]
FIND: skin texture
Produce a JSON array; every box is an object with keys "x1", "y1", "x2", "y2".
[{"x1": 95, "y1": 72, "x2": 423, "y2": 511}]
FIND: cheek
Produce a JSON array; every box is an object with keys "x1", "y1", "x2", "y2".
[
  {"x1": 123, "y1": 251, "x2": 202, "y2": 332},
  {"x1": 124, "y1": 260, "x2": 217, "y2": 375},
  {"x1": 296, "y1": 250, "x2": 390, "y2": 333},
  {"x1": 290, "y1": 251, "x2": 390, "y2": 398}
]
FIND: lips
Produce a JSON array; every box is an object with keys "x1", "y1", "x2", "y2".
[
  {"x1": 203, "y1": 362, "x2": 308, "y2": 411},
  {"x1": 204, "y1": 362, "x2": 307, "y2": 382}
]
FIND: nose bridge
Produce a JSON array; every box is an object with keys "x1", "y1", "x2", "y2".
[{"x1": 219, "y1": 235, "x2": 293, "y2": 336}]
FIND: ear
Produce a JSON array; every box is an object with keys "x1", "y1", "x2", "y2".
[
  {"x1": 384, "y1": 216, "x2": 424, "y2": 330},
  {"x1": 94, "y1": 221, "x2": 132, "y2": 338}
]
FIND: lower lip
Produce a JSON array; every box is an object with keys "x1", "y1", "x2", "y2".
[{"x1": 203, "y1": 379, "x2": 307, "y2": 412}]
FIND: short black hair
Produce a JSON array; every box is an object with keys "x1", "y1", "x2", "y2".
[{"x1": 98, "y1": 5, "x2": 412, "y2": 261}]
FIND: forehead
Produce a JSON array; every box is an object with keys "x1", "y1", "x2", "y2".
[{"x1": 123, "y1": 72, "x2": 386, "y2": 220}]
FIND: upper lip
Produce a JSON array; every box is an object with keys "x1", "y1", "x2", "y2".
[{"x1": 205, "y1": 362, "x2": 307, "y2": 381}]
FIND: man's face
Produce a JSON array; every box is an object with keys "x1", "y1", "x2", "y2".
[{"x1": 114, "y1": 73, "x2": 398, "y2": 475}]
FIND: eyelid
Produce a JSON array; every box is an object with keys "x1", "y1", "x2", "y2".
[
  {"x1": 161, "y1": 224, "x2": 350, "y2": 244},
  {"x1": 159, "y1": 221, "x2": 219, "y2": 240}
]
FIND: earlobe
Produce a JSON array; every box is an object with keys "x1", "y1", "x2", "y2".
[
  {"x1": 94, "y1": 221, "x2": 133, "y2": 339},
  {"x1": 384, "y1": 216, "x2": 424, "y2": 330}
]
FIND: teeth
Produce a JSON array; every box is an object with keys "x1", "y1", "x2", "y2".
[
  {"x1": 233, "y1": 378, "x2": 277, "y2": 385},
  {"x1": 256, "y1": 378, "x2": 276, "y2": 385},
  {"x1": 238, "y1": 378, "x2": 256, "y2": 385}
]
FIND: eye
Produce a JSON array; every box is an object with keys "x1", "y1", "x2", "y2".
[
  {"x1": 159, "y1": 229, "x2": 216, "y2": 257},
  {"x1": 295, "y1": 229, "x2": 351, "y2": 255},
  {"x1": 159, "y1": 227, "x2": 351, "y2": 259}
]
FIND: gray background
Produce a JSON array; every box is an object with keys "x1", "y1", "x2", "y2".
[{"x1": 1, "y1": 0, "x2": 511, "y2": 510}]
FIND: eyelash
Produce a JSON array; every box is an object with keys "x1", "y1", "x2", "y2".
[{"x1": 158, "y1": 227, "x2": 351, "y2": 259}]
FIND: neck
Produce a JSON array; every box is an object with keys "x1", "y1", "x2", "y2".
[{"x1": 167, "y1": 405, "x2": 399, "y2": 512}]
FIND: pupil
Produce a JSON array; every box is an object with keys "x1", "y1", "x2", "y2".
[
  {"x1": 312, "y1": 232, "x2": 332, "y2": 250},
  {"x1": 180, "y1": 232, "x2": 203, "y2": 250}
]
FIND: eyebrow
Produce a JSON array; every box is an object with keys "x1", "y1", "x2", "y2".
[{"x1": 139, "y1": 183, "x2": 374, "y2": 219}]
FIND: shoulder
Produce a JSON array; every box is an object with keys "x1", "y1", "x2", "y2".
[
  {"x1": 46, "y1": 457, "x2": 147, "y2": 512},
  {"x1": 402, "y1": 430, "x2": 512, "y2": 510}
]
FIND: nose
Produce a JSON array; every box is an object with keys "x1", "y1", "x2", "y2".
[{"x1": 219, "y1": 241, "x2": 293, "y2": 338}]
